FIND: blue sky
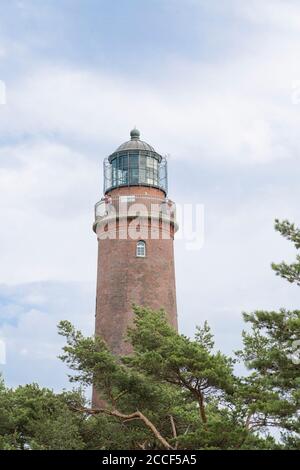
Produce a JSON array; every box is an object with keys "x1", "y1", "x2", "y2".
[{"x1": 0, "y1": 0, "x2": 299, "y2": 393}]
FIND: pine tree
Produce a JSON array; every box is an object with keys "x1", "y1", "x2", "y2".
[
  {"x1": 236, "y1": 220, "x2": 300, "y2": 447},
  {"x1": 57, "y1": 308, "x2": 277, "y2": 450},
  {"x1": 272, "y1": 219, "x2": 300, "y2": 285},
  {"x1": 1, "y1": 219, "x2": 299, "y2": 450}
]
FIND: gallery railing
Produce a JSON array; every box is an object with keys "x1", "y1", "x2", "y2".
[{"x1": 94, "y1": 194, "x2": 176, "y2": 225}]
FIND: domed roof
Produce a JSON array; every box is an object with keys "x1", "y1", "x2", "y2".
[{"x1": 113, "y1": 129, "x2": 156, "y2": 153}]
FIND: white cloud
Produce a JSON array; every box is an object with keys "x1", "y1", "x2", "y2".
[
  {"x1": 0, "y1": 37, "x2": 299, "y2": 166},
  {"x1": 0, "y1": 141, "x2": 98, "y2": 283},
  {"x1": 0, "y1": 281, "x2": 94, "y2": 389},
  {"x1": 237, "y1": 0, "x2": 300, "y2": 31},
  {"x1": 0, "y1": 0, "x2": 299, "y2": 391}
]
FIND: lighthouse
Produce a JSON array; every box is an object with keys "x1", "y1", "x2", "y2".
[{"x1": 93, "y1": 129, "x2": 178, "y2": 360}]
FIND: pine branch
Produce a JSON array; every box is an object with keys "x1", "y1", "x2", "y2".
[
  {"x1": 73, "y1": 406, "x2": 174, "y2": 450},
  {"x1": 169, "y1": 415, "x2": 178, "y2": 449}
]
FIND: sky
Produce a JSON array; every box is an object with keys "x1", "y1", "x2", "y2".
[{"x1": 0, "y1": 0, "x2": 299, "y2": 392}]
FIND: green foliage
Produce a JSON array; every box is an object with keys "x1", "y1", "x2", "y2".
[
  {"x1": 0, "y1": 380, "x2": 86, "y2": 450},
  {"x1": 272, "y1": 219, "x2": 300, "y2": 285},
  {"x1": 125, "y1": 306, "x2": 235, "y2": 423},
  {"x1": 57, "y1": 308, "x2": 279, "y2": 450},
  {"x1": 1, "y1": 218, "x2": 299, "y2": 449},
  {"x1": 236, "y1": 309, "x2": 300, "y2": 436},
  {"x1": 235, "y1": 220, "x2": 300, "y2": 446}
]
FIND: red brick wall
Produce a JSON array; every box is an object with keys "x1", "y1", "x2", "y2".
[
  {"x1": 107, "y1": 186, "x2": 166, "y2": 198},
  {"x1": 93, "y1": 186, "x2": 178, "y2": 406}
]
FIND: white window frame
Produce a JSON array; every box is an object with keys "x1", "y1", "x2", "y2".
[
  {"x1": 136, "y1": 240, "x2": 146, "y2": 257},
  {"x1": 120, "y1": 195, "x2": 136, "y2": 203}
]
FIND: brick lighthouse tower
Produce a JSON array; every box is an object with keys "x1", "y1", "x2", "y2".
[{"x1": 93, "y1": 129, "x2": 178, "y2": 359}]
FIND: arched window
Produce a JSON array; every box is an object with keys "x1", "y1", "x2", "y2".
[{"x1": 136, "y1": 240, "x2": 146, "y2": 257}]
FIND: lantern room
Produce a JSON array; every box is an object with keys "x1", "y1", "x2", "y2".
[{"x1": 103, "y1": 129, "x2": 168, "y2": 194}]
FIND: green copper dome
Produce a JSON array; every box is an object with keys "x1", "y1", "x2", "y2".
[
  {"x1": 130, "y1": 128, "x2": 140, "y2": 139},
  {"x1": 111, "y1": 129, "x2": 156, "y2": 155}
]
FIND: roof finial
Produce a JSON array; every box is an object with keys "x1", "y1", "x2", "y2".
[{"x1": 130, "y1": 128, "x2": 140, "y2": 140}]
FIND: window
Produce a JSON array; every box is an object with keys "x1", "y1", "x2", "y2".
[
  {"x1": 146, "y1": 156, "x2": 159, "y2": 185},
  {"x1": 130, "y1": 168, "x2": 139, "y2": 184},
  {"x1": 146, "y1": 167, "x2": 154, "y2": 185},
  {"x1": 111, "y1": 155, "x2": 129, "y2": 185},
  {"x1": 129, "y1": 154, "x2": 139, "y2": 168},
  {"x1": 120, "y1": 195, "x2": 136, "y2": 203},
  {"x1": 136, "y1": 240, "x2": 146, "y2": 257},
  {"x1": 108, "y1": 152, "x2": 164, "y2": 190}
]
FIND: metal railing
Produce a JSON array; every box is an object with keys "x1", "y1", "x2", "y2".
[{"x1": 95, "y1": 194, "x2": 176, "y2": 224}]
